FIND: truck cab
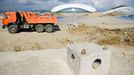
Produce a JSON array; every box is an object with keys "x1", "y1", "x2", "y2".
[{"x1": 2, "y1": 12, "x2": 17, "y2": 27}]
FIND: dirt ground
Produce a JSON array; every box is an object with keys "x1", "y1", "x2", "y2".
[
  {"x1": 0, "y1": 46, "x2": 134, "y2": 75},
  {"x1": 0, "y1": 13, "x2": 134, "y2": 52},
  {"x1": 0, "y1": 14, "x2": 134, "y2": 75},
  {"x1": 0, "y1": 23, "x2": 134, "y2": 52}
]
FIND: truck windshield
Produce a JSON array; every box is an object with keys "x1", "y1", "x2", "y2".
[{"x1": 4, "y1": 14, "x2": 9, "y2": 18}]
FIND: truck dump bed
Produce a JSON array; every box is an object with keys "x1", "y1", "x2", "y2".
[{"x1": 21, "y1": 12, "x2": 57, "y2": 24}]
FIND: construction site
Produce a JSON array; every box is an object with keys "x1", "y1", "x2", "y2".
[{"x1": 0, "y1": 2, "x2": 134, "y2": 75}]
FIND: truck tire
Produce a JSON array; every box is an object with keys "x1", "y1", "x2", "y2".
[
  {"x1": 35, "y1": 24, "x2": 45, "y2": 33},
  {"x1": 8, "y1": 25, "x2": 19, "y2": 33},
  {"x1": 45, "y1": 24, "x2": 54, "y2": 33}
]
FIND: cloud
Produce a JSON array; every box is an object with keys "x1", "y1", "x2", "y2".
[
  {"x1": 59, "y1": 0, "x2": 70, "y2": 2},
  {"x1": 113, "y1": 0, "x2": 133, "y2": 7},
  {"x1": 17, "y1": 0, "x2": 27, "y2": 3}
]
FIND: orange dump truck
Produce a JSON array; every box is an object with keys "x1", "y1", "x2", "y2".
[{"x1": 2, "y1": 11, "x2": 58, "y2": 33}]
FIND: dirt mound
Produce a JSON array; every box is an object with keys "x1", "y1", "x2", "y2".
[
  {"x1": 68, "y1": 24, "x2": 103, "y2": 35},
  {"x1": 68, "y1": 25, "x2": 134, "y2": 47},
  {"x1": 58, "y1": 38, "x2": 73, "y2": 45},
  {"x1": 123, "y1": 28, "x2": 134, "y2": 47},
  {"x1": 97, "y1": 36, "x2": 121, "y2": 45}
]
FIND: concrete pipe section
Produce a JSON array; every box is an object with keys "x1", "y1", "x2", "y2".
[{"x1": 67, "y1": 43, "x2": 111, "y2": 75}]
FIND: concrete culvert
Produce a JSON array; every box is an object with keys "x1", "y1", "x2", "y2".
[{"x1": 92, "y1": 59, "x2": 101, "y2": 69}]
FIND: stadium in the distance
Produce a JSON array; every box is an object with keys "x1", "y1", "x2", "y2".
[{"x1": 51, "y1": 4, "x2": 97, "y2": 13}]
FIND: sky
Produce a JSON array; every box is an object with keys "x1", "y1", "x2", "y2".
[{"x1": 0, "y1": 0, "x2": 134, "y2": 11}]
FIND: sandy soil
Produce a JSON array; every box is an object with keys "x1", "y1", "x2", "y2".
[
  {"x1": 0, "y1": 26, "x2": 133, "y2": 52},
  {"x1": 0, "y1": 49, "x2": 74, "y2": 75},
  {"x1": 0, "y1": 45, "x2": 134, "y2": 75},
  {"x1": 0, "y1": 13, "x2": 134, "y2": 75},
  {"x1": 0, "y1": 17, "x2": 134, "y2": 52}
]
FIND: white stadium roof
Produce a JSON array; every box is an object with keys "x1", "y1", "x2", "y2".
[
  {"x1": 103, "y1": 6, "x2": 134, "y2": 15},
  {"x1": 51, "y1": 4, "x2": 97, "y2": 12}
]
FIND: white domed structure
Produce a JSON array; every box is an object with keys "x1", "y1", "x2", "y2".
[
  {"x1": 51, "y1": 4, "x2": 97, "y2": 13},
  {"x1": 103, "y1": 6, "x2": 134, "y2": 15}
]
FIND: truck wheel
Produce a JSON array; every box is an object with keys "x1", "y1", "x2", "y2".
[
  {"x1": 8, "y1": 25, "x2": 19, "y2": 33},
  {"x1": 35, "y1": 24, "x2": 45, "y2": 33},
  {"x1": 45, "y1": 24, "x2": 54, "y2": 33}
]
